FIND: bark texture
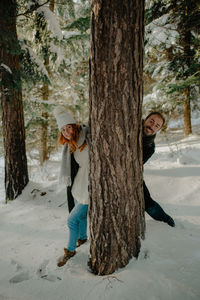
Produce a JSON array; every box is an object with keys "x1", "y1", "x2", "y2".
[
  {"x1": 40, "y1": 72, "x2": 49, "y2": 165},
  {"x1": 183, "y1": 91, "x2": 192, "y2": 137},
  {"x1": 0, "y1": 0, "x2": 29, "y2": 201},
  {"x1": 89, "y1": 0, "x2": 145, "y2": 275},
  {"x1": 180, "y1": 0, "x2": 192, "y2": 136}
]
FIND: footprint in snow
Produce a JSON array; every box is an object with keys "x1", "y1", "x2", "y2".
[
  {"x1": 9, "y1": 272, "x2": 30, "y2": 284},
  {"x1": 10, "y1": 259, "x2": 23, "y2": 272},
  {"x1": 40, "y1": 274, "x2": 62, "y2": 282},
  {"x1": 36, "y1": 259, "x2": 49, "y2": 277},
  {"x1": 37, "y1": 259, "x2": 62, "y2": 282}
]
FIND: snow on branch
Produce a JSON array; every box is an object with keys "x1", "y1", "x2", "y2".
[
  {"x1": 37, "y1": 6, "x2": 63, "y2": 40},
  {"x1": 20, "y1": 43, "x2": 49, "y2": 78},
  {"x1": 17, "y1": 0, "x2": 50, "y2": 18},
  {"x1": 0, "y1": 64, "x2": 12, "y2": 74},
  {"x1": 145, "y1": 13, "x2": 179, "y2": 48}
]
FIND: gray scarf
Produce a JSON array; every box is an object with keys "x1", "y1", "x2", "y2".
[{"x1": 59, "y1": 125, "x2": 88, "y2": 186}]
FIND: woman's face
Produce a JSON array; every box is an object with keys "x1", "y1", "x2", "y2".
[{"x1": 61, "y1": 124, "x2": 73, "y2": 140}]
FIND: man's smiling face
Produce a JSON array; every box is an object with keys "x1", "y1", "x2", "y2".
[{"x1": 143, "y1": 114, "x2": 164, "y2": 136}]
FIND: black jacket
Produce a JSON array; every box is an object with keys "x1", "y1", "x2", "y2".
[
  {"x1": 142, "y1": 126, "x2": 157, "y2": 209},
  {"x1": 67, "y1": 153, "x2": 79, "y2": 213},
  {"x1": 142, "y1": 131, "x2": 156, "y2": 165}
]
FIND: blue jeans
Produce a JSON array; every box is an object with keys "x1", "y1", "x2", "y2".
[{"x1": 67, "y1": 203, "x2": 88, "y2": 252}]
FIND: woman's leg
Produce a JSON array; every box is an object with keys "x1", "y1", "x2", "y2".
[{"x1": 67, "y1": 203, "x2": 88, "y2": 252}]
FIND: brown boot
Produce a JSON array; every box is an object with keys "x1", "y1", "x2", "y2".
[
  {"x1": 77, "y1": 238, "x2": 87, "y2": 248},
  {"x1": 57, "y1": 248, "x2": 76, "y2": 267}
]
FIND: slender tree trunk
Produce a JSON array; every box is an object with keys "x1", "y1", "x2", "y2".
[
  {"x1": 49, "y1": 0, "x2": 54, "y2": 12},
  {"x1": 40, "y1": 59, "x2": 49, "y2": 164},
  {"x1": 182, "y1": 0, "x2": 192, "y2": 136},
  {"x1": 40, "y1": 0, "x2": 54, "y2": 164},
  {"x1": 183, "y1": 89, "x2": 192, "y2": 136},
  {"x1": 89, "y1": 0, "x2": 145, "y2": 275},
  {"x1": 0, "y1": 0, "x2": 29, "y2": 202}
]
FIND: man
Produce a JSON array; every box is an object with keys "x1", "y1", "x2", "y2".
[{"x1": 143, "y1": 112, "x2": 175, "y2": 227}]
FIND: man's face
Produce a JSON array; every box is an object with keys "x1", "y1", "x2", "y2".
[{"x1": 143, "y1": 114, "x2": 163, "y2": 136}]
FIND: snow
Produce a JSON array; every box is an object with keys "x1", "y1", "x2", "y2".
[
  {"x1": 0, "y1": 63, "x2": 12, "y2": 74},
  {"x1": 20, "y1": 44, "x2": 49, "y2": 77},
  {"x1": 145, "y1": 13, "x2": 179, "y2": 48},
  {"x1": 62, "y1": 31, "x2": 81, "y2": 39},
  {"x1": 37, "y1": 6, "x2": 63, "y2": 41},
  {"x1": 0, "y1": 127, "x2": 200, "y2": 300}
]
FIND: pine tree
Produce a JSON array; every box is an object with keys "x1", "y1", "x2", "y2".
[
  {"x1": 144, "y1": 0, "x2": 200, "y2": 135},
  {"x1": 34, "y1": 0, "x2": 55, "y2": 164},
  {"x1": 0, "y1": 0, "x2": 29, "y2": 201},
  {"x1": 89, "y1": 0, "x2": 145, "y2": 275},
  {"x1": 16, "y1": 0, "x2": 90, "y2": 159}
]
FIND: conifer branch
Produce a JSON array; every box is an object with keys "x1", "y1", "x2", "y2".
[{"x1": 17, "y1": 1, "x2": 50, "y2": 18}]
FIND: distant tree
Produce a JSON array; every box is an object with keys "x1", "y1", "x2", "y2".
[
  {"x1": 169, "y1": 0, "x2": 198, "y2": 135},
  {"x1": 144, "y1": 0, "x2": 200, "y2": 136},
  {"x1": 16, "y1": 0, "x2": 90, "y2": 159},
  {"x1": 0, "y1": 0, "x2": 28, "y2": 202},
  {"x1": 89, "y1": 0, "x2": 145, "y2": 275},
  {"x1": 35, "y1": 0, "x2": 55, "y2": 164}
]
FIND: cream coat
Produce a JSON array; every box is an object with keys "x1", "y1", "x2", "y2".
[{"x1": 71, "y1": 144, "x2": 89, "y2": 204}]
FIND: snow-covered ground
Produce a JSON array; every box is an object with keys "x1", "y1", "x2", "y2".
[{"x1": 0, "y1": 127, "x2": 200, "y2": 300}]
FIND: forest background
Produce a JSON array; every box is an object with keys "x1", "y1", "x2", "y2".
[{"x1": 0, "y1": 0, "x2": 200, "y2": 194}]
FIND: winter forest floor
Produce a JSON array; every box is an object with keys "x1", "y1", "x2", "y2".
[{"x1": 0, "y1": 126, "x2": 200, "y2": 300}]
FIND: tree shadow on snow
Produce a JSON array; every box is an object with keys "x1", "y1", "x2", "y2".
[{"x1": 145, "y1": 166, "x2": 200, "y2": 177}]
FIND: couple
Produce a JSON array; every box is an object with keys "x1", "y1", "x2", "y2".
[{"x1": 54, "y1": 107, "x2": 175, "y2": 267}]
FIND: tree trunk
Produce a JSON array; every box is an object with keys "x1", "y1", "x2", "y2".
[
  {"x1": 183, "y1": 89, "x2": 192, "y2": 137},
  {"x1": 0, "y1": 0, "x2": 29, "y2": 202},
  {"x1": 89, "y1": 0, "x2": 145, "y2": 275},
  {"x1": 39, "y1": 0, "x2": 54, "y2": 165},
  {"x1": 49, "y1": 0, "x2": 55, "y2": 12},
  {"x1": 181, "y1": 0, "x2": 192, "y2": 136},
  {"x1": 40, "y1": 62, "x2": 49, "y2": 165}
]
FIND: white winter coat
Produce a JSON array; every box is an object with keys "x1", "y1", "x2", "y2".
[{"x1": 72, "y1": 143, "x2": 89, "y2": 204}]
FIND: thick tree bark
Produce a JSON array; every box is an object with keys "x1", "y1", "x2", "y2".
[
  {"x1": 0, "y1": 0, "x2": 29, "y2": 202},
  {"x1": 89, "y1": 0, "x2": 145, "y2": 275}
]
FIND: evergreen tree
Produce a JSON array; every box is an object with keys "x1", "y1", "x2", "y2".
[
  {"x1": 17, "y1": 0, "x2": 90, "y2": 159},
  {"x1": 144, "y1": 0, "x2": 200, "y2": 135},
  {"x1": 89, "y1": 0, "x2": 145, "y2": 275},
  {"x1": 0, "y1": 0, "x2": 29, "y2": 201},
  {"x1": 34, "y1": 0, "x2": 55, "y2": 164}
]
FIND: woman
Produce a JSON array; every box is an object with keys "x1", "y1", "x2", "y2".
[{"x1": 54, "y1": 107, "x2": 89, "y2": 267}]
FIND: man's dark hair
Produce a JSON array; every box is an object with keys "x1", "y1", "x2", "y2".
[{"x1": 145, "y1": 111, "x2": 165, "y2": 126}]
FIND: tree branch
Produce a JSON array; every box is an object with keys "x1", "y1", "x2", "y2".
[{"x1": 17, "y1": 0, "x2": 50, "y2": 18}]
